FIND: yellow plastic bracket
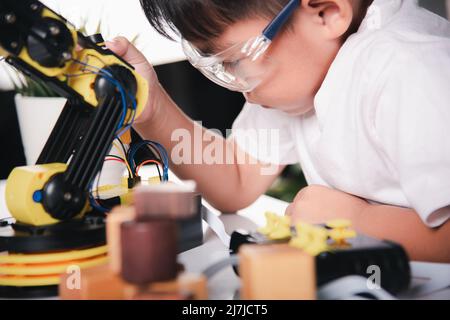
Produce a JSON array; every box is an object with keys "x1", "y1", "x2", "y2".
[
  {"x1": 4, "y1": 7, "x2": 148, "y2": 117},
  {"x1": 5, "y1": 163, "x2": 88, "y2": 226}
]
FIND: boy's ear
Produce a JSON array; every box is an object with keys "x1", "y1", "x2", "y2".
[{"x1": 301, "y1": 0, "x2": 354, "y2": 39}]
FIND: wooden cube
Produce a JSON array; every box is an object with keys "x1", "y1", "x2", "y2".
[
  {"x1": 240, "y1": 244, "x2": 316, "y2": 300},
  {"x1": 124, "y1": 273, "x2": 208, "y2": 300},
  {"x1": 59, "y1": 264, "x2": 127, "y2": 300}
]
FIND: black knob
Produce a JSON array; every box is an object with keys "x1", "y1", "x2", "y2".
[
  {"x1": 27, "y1": 17, "x2": 74, "y2": 68},
  {"x1": 42, "y1": 173, "x2": 87, "y2": 221},
  {"x1": 94, "y1": 64, "x2": 138, "y2": 102}
]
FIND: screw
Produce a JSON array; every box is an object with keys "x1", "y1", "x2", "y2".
[
  {"x1": 30, "y1": 3, "x2": 40, "y2": 11},
  {"x1": 64, "y1": 193, "x2": 72, "y2": 202},
  {"x1": 5, "y1": 13, "x2": 16, "y2": 24},
  {"x1": 62, "y1": 52, "x2": 72, "y2": 60},
  {"x1": 49, "y1": 26, "x2": 60, "y2": 36},
  {"x1": 10, "y1": 42, "x2": 18, "y2": 49}
]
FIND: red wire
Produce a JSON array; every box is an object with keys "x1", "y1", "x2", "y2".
[
  {"x1": 136, "y1": 160, "x2": 163, "y2": 176},
  {"x1": 105, "y1": 158, "x2": 126, "y2": 164}
]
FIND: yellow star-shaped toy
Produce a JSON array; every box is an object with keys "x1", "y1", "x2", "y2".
[
  {"x1": 289, "y1": 222, "x2": 329, "y2": 256},
  {"x1": 257, "y1": 212, "x2": 278, "y2": 236},
  {"x1": 326, "y1": 219, "x2": 357, "y2": 245},
  {"x1": 258, "y1": 212, "x2": 292, "y2": 240}
]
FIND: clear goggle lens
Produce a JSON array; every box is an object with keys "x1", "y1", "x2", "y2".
[{"x1": 182, "y1": 35, "x2": 275, "y2": 92}]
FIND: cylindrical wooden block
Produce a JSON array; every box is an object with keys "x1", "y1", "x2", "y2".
[{"x1": 120, "y1": 219, "x2": 178, "y2": 285}]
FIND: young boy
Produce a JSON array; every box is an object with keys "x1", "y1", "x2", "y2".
[{"x1": 106, "y1": 0, "x2": 450, "y2": 262}]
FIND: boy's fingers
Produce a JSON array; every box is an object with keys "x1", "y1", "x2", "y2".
[
  {"x1": 106, "y1": 37, "x2": 128, "y2": 56},
  {"x1": 104, "y1": 36, "x2": 160, "y2": 125},
  {"x1": 285, "y1": 203, "x2": 294, "y2": 217},
  {"x1": 106, "y1": 36, "x2": 147, "y2": 67}
]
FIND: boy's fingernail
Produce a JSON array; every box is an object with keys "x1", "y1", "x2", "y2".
[
  {"x1": 105, "y1": 40, "x2": 118, "y2": 48},
  {"x1": 113, "y1": 36, "x2": 125, "y2": 43},
  {"x1": 106, "y1": 37, "x2": 120, "y2": 46}
]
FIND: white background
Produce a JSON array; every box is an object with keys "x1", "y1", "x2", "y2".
[{"x1": 41, "y1": 0, "x2": 185, "y2": 65}]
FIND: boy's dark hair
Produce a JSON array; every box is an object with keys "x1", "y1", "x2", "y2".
[{"x1": 141, "y1": 0, "x2": 372, "y2": 49}]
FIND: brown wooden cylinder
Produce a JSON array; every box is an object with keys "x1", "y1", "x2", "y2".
[{"x1": 120, "y1": 219, "x2": 178, "y2": 285}]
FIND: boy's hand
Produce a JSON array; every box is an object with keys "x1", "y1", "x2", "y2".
[
  {"x1": 106, "y1": 36, "x2": 161, "y2": 124},
  {"x1": 285, "y1": 185, "x2": 368, "y2": 224}
]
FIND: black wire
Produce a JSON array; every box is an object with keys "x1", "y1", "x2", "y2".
[
  {"x1": 116, "y1": 137, "x2": 136, "y2": 178},
  {"x1": 130, "y1": 142, "x2": 164, "y2": 170},
  {"x1": 106, "y1": 154, "x2": 125, "y2": 161},
  {"x1": 154, "y1": 162, "x2": 163, "y2": 181},
  {"x1": 106, "y1": 154, "x2": 132, "y2": 178},
  {"x1": 128, "y1": 140, "x2": 165, "y2": 181},
  {"x1": 94, "y1": 162, "x2": 111, "y2": 212},
  {"x1": 116, "y1": 137, "x2": 128, "y2": 158}
]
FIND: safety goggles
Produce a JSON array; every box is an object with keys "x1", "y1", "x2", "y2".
[{"x1": 181, "y1": 0, "x2": 299, "y2": 93}]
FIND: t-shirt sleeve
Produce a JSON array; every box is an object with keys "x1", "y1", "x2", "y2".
[
  {"x1": 375, "y1": 46, "x2": 450, "y2": 228},
  {"x1": 230, "y1": 103, "x2": 299, "y2": 165}
]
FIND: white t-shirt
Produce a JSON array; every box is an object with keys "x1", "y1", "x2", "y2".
[{"x1": 231, "y1": 0, "x2": 450, "y2": 228}]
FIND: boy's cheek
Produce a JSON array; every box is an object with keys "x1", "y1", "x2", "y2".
[
  {"x1": 249, "y1": 59, "x2": 320, "y2": 114},
  {"x1": 248, "y1": 83, "x2": 315, "y2": 115}
]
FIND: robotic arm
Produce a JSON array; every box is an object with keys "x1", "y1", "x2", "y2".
[{"x1": 0, "y1": 0, "x2": 148, "y2": 226}]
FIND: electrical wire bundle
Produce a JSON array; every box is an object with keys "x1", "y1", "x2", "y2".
[
  {"x1": 127, "y1": 140, "x2": 169, "y2": 182},
  {"x1": 66, "y1": 58, "x2": 169, "y2": 213},
  {"x1": 67, "y1": 59, "x2": 137, "y2": 213},
  {"x1": 111, "y1": 137, "x2": 169, "y2": 183},
  {"x1": 68, "y1": 57, "x2": 138, "y2": 134},
  {"x1": 89, "y1": 138, "x2": 170, "y2": 213}
]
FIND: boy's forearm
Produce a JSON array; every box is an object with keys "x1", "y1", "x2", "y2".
[
  {"x1": 289, "y1": 186, "x2": 450, "y2": 262},
  {"x1": 133, "y1": 86, "x2": 279, "y2": 211},
  {"x1": 354, "y1": 204, "x2": 450, "y2": 263}
]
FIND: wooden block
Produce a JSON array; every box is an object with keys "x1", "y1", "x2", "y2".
[
  {"x1": 124, "y1": 273, "x2": 208, "y2": 300},
  {"x1": 121, "y1": 219, "x2": 178, "y2": 285},
  {"x1": 107, "y1": 206, "x2": 136, "y2": 274},
  {"x1": 59, "y1": 264, "x2": 127, "y2": 300},
  {"x1": 176, "y1": 273, "x2": 208, "y2": 300},
  {"x1": 240, "y1": 244, "x2": 316, "y2": 300},
  {"x1": 131, "y1": 291, "x2": 191, "y2": 300},
  {"x1": 133, "y1": 184, "x2": 199, "y2": 220}
]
